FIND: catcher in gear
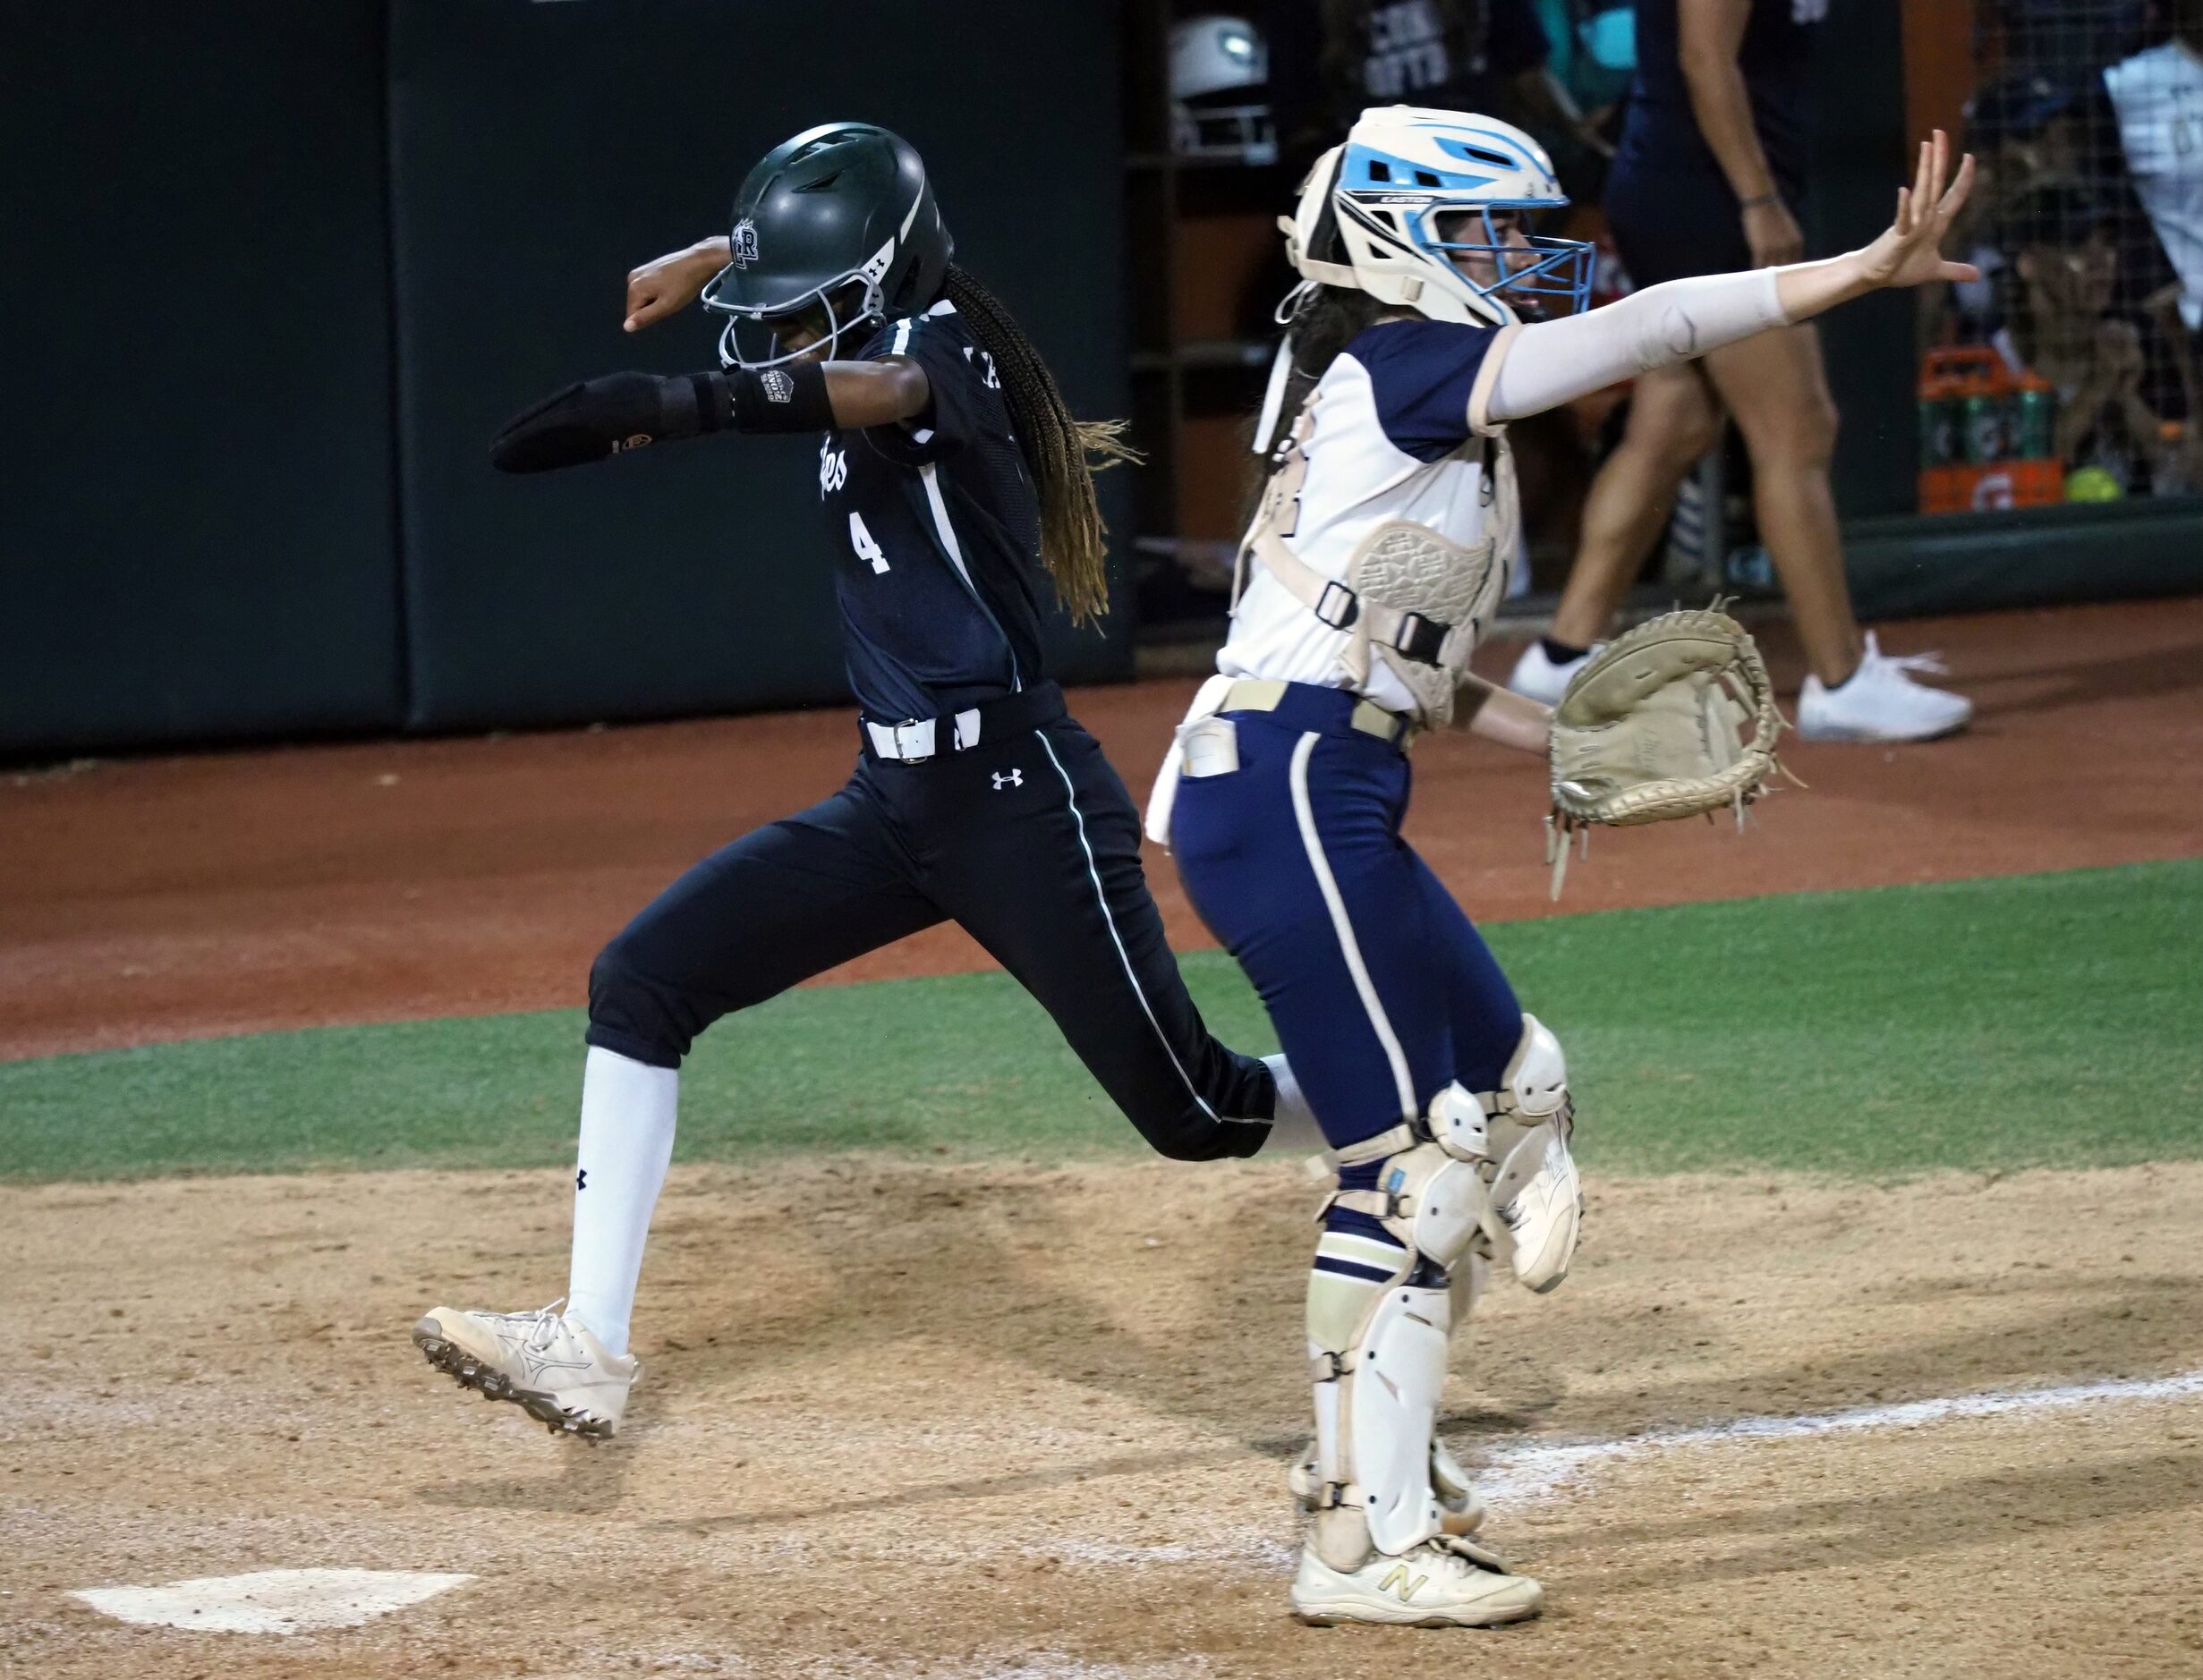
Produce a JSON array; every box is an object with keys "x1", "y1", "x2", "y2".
[{"x1": 1145, "y1": 110, "x2": 1976, "y2": 1626}]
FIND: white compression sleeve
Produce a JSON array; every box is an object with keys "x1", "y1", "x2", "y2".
[
  {"x1": 566, "y1": 1045, "x2": 678, "y2": 1358},
  {"x1": 1484, "y1": 267, "x2": 1789, "y2": 426}
]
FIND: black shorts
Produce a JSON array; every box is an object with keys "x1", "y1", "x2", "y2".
[{"x1": 1603, "y1": 146, "x2": 1807, "y2": 289}]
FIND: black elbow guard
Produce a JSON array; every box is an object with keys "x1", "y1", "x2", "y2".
[{"x1": 489, "y1": 370, "x2": 727, "y2": 473}]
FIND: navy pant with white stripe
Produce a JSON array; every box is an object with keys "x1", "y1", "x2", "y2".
[
  {"x1": 584, "y1": 683, "x2": 1273, "y2": 1162},
  {"x1": 1169, "y1": 683, "x2": 1524, "y2": 1154}
]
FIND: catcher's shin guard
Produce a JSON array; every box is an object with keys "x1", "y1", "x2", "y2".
[
  {"x1": 1303, "y1": 1151, "x2": 1488, "y2": 1568},
  {"x1": 1293, "y1": 1243, "x2": 1490, "y2": 1540}
]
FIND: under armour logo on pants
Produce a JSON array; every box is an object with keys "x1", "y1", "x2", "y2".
[{"x1": 992, "y1": 769, "x2": 1023, "y2": 790}]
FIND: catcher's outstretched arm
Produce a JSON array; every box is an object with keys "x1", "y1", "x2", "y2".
[{"x1": 1487, "y1": 132, "x2": 1978, "y2": 426}]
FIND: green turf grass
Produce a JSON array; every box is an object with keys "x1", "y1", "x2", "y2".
[{"x1": 3, "y1": 861, "x2": 2198, "y2": 1184}]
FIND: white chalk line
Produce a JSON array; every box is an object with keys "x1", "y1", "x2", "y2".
[
  {"x1": 1474, "y1": 1364, "x2": 2203, "y2": 1508},
  {"x1": 1027, "y1": 1366, "x2": 2203, "y2": 1571}
]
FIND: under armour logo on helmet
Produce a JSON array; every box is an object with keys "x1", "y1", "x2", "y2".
[
  {"x1": 731, "y1": 218, "x2": 759, "y2": 269},
  {"x1": 992, "y1": 768, "x2": 1022, "y2": 790}
]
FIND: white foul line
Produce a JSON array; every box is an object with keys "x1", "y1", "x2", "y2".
[{"x1": 1473, "y1": 1366, "x2": 2203, "y2": 1509}]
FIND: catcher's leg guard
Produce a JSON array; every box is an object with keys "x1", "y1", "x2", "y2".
[
  {"x1": 1427, "y1": 1014, "x2": 1583, "y2": 1293},
  {"x1": 1304, "y1": 1139, "x2": 1488, "y2": 1570},
  {"x1": 1293, "y1": 1237, "x2": 1488, "y2": 1539}
]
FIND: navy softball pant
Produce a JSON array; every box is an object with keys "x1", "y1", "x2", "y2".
[
  {"x1": 1169, "y1": 683, "x2": 1524, "y2": 1154},
  {"x1": 583, "y1": 683, "x2": 1274, "y2": 1162}
]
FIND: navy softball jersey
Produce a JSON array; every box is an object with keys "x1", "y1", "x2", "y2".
[
  {"x1": 1605, "y1": 0, "x2": 1822, "y2": 286},
  {"x1": 820, "y1": 300, "x2": 1047, "y2": 722},
  {"x1": 583, "y1": 301, "x2": 1276, "y2": 1161}
]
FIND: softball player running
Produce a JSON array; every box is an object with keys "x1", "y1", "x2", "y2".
[
  {"x1": 413, "y1": 123, "x2": 1306, "y2": 1437},
  {"x1": 1148, "y1": 110, "x2": 1976, "y2": 1625}
]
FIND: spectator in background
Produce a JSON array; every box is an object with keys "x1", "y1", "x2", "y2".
[
  {"x1": 1269, "y1": 1, "x2": 1612, "y2": 179},
  {"x1": 2105, "y1": 0, "x2": 2203, "y2": 334},
  {"x1": 1510, "y1": 0, "x2": 1973, "y2": 742},
  {"x1": 1997, "y1": 184, "x2": 2165, "y2": 488},
  {"x1": 1941, "y1": 70, "x2": 2095, "y2": 342}
]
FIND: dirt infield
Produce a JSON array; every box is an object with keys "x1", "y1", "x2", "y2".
[
  {"x1": 6, "y1": 1157, "x2": 2200, "y2": 1677},
  {"x1": 4, "y1": 597, "x2": 2200, "y2": 1062}
]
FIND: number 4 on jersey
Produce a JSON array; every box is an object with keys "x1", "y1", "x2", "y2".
[{"x1": 848, "y1": 511, "x2": 889, "y2": 573}]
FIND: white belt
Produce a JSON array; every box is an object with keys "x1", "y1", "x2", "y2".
[{"x1": 865, "y1": 708, "x2": 984, "y2": 763}]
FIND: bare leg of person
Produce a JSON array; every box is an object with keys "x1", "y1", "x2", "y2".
[
  {"x1": 1699, "y1": 322, "x2": 1863, "y2": 687},
  {"x1": 1545, "y1": 361, "x2": 1722, "y2": 650},
  {"x1": 1701, "y1": 324, "x2": 1970, "y2": 740}
]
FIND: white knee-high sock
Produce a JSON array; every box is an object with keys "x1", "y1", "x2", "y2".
[{"x1": 565, "y1": 1046, "x2": 677, "y2": 1358}]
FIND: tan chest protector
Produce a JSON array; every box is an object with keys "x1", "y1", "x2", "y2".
[{"x1": 1234, "y1": 397, "x2": 1510, "y2": 727}]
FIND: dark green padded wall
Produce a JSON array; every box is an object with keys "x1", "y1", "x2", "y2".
[{"x1": 0, "y1": 2, "x2": 404, "y2": 755}]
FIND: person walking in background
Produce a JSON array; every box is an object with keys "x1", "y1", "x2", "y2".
[{"x1": 1509, "y1": 0, "x2": 1975, "y2": 742}]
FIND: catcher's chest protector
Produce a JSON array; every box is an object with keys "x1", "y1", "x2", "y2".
[{"x1": 1227, "y1": 374, "x2": 1516, "y2": 727}]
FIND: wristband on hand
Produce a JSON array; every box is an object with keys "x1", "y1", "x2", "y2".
[
  {"x1": 1738, "y1": 192, "x2": 1782, "y2": 211},
  {"x1": 724, "y1": 361, "x2": 837, "y2": 434}
]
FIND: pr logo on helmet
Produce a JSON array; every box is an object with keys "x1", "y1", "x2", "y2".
[{"x1": 731, "y1": 218, "x2": 760, "y2": 269}]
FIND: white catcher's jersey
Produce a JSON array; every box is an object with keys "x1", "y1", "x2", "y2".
[
  {"x1": 1220, "y1": 318, "x2": 1520, "y2": 714},
  {"x1": 2106, "y1": 41, "x2": 2203, "y2": 330}
]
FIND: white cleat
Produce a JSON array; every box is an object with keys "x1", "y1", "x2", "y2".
[
  {"x1": 412, "y1": 1300, "x2": 637, "y2": 1438},
  {"x1": 1798, "y1": 632, "x2": 1973, "y2": 742},
  {"x1": 1507, "y1": 639, "x2": 1598, "y2": 706},
  {"x1": 1290, "y1": 1533, "x2": 1544, "y2": 1627}
]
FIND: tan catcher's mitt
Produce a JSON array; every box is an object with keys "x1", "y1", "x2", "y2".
[{"x1": 1544, "y1": 607, "x2": 1785, "y2": 898}]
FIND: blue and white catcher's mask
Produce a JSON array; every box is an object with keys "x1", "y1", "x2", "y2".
[
  {"x1": 1255, "y1": 106, "x2": 1593, "y2": 452},
  {"x1": 1284, "y1": 106, "x2": 1591, "y2": 327}
]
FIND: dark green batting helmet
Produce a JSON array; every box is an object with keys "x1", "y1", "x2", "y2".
[{"x1": 702, "y1": 123, "x2": 953, "y2": 369}]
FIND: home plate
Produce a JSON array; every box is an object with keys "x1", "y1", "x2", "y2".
[{"x1": 72, "y1": 1567, "x2": 474, "y2": 1633}]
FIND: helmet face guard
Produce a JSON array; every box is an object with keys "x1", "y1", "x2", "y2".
[
  {"x1": 1416, "y1": 202, "x2": 1594, "y2": 318},
  {"x1": 702, "y1": 269, "x2": 883, "y2": 369}
]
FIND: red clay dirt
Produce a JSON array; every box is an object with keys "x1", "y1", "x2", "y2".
[{"x1": 3, "y1": 598, "x2": 2199, "y2": 1062}]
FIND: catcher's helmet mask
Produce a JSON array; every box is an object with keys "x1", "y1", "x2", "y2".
[
  {"x1": 702, "y1": 123, "x2": 953, "y2": 369},
  {"x1": 1287, "y1": 107, "x2": 1595, "y2": 329}
]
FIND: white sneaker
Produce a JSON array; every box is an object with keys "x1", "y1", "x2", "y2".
[
  {"x1": 1290, "y1": 1534, "x2": 1544, "y2": 1627},
  {"x1": 1798, "y1": 632, "x2": 1973, "y2": 742},
  {"x1": 1507, "y1": 640, "x2": 1598, "y2": 706},
  {"x1": 413, "y1": 1300, "x2": 637, "y2": 1438}
]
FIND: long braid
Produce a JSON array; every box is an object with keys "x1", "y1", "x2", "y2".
[{"x1": 941, "y1": 265, "x2": 1134, "y2": 624}]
